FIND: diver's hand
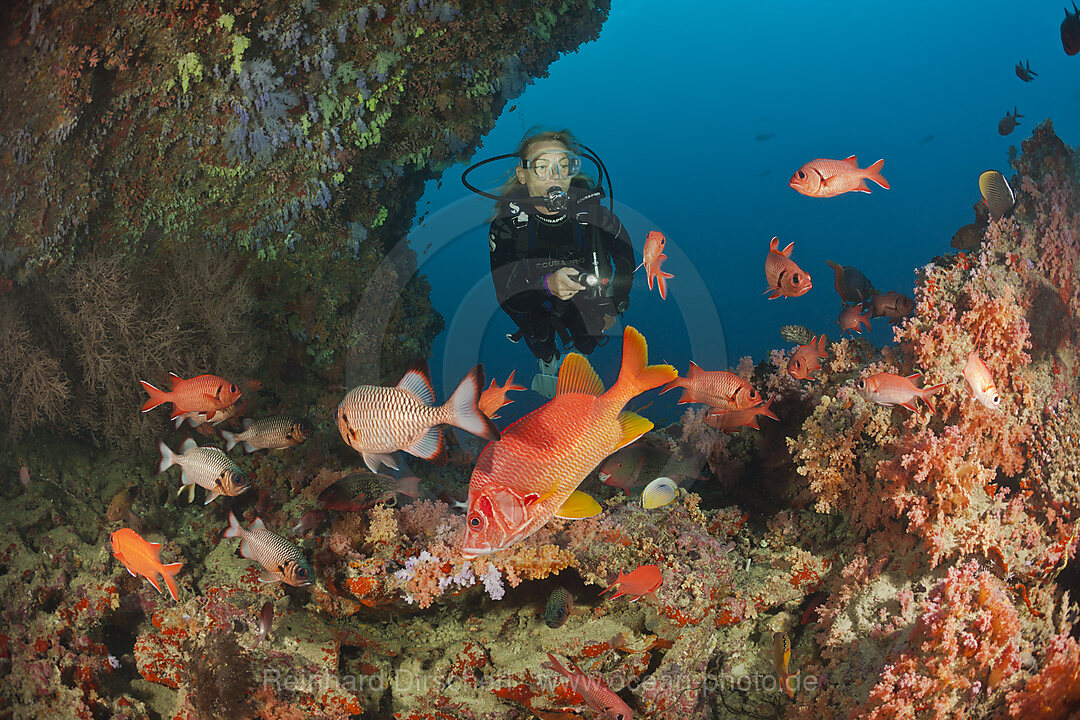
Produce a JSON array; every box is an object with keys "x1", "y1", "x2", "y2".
[{"x1": 545, "y1": 267, "x2": 585, "y2": 300}]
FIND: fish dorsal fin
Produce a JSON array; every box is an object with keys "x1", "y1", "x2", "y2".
[
  {"x1": 781, "y1": 242, "x2": 794, "y2": 257},
  {"x1": 906, "y1": 373, "x2": 921, "y2": 382},
  {"x1": 686, "y1": 360, "x2": 703, "y2": 379},
  {"x1": 843, "y1": 155, "x2": 858, "y2": 167},
  {"x1": 555, "y1": 491, "x2": 602, "y2": 519},
  {"x1": 769, "y1": 236, "x2": 779, "y2": 252},
  {"x1": 243, "y1": 418, "x2": 254, "y2": 430},
  {"x1": 396, "y1": 361, "x2": 435, "y2": 406},
  {"x1": 147, "y1": 541, "x2": 162, "y2": 552},
  {"x1": 557, "y1": 354, "x2": 605, "y2": 397},
  {"x1": 181, "y1": 438, "x2": 198, "y2": 453},
  {"x1": 168, "y1": 371, "x2": 184, "y2": 387},
  {"x1": 615, "y1": 411, "x2": 654, "y2": 452},
  {"x1": 249, "y1": 517, "x2": 266, "y2": 531}
]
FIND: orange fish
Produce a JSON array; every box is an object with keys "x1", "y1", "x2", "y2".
[
  {"x1": 637, "y1": 230, "x2": 674, "y2": 300},
  {"x1": 336, "y1": 362, "x2": 500, "y2": 473},
  {"x1": 773, "y1": 631, "x2": 799, "y2": 698},
  {"x1": 542, "y1": 653, "x2": 635, "y2": 720},
  {"x1": 963, "y1": 334, "x2": 1001, "y2": 410},
  {"x1": 478, "y1": 370, "x2": 525, "y2": 420},
  {"x1": 110, "y1": 528, "x2": 183, "y2": 601},
  {"x1": 601, "y1": 564, "x2": 662, "y2": 602},
  {"x1": 461, "y1": 326, "x2": 676, "y2": 558},
  {"x1": 838, "y1": 304, "x2": 872, "y2": 335},
  {"x1": 764, "y1": 237, "x2": 812, "y2": 299},
  {"x1": 857, "y1": 372, "x2": 946, "y2": 412},
  {"x1": 706, "y1": 394, "x2": 779, "y2": 432},
  {"x1": 140, "y1": 373, "x2": 242, "y2": 420},
  {"x1": 661, "y1": 360, "x2": 761, "y2": 409},
  {"x1": 788, "y1": 335, "x2": 828, "y2": 380},
  {"x1": 789, "y1": 156, "x2": 889, "y2": 198}
]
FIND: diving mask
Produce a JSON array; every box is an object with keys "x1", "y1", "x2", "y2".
[{"x1": 522, "y1": 150, "x2": 581, "y2": 181}]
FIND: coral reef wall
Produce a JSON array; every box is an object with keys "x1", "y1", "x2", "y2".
[{"x1": 0, "y1": 0, "x2": 611, "y2": 444}]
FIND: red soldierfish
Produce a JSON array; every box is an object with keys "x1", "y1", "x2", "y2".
[
  {"x1": 139, "y1": 373, "x2": 242, "y2": 420},
  {"x1": 601, "y1": 564, "x2": 662, "y2": 602},
  {"x1": 788, "y1": 335, "x2": 828, "y2": 380},
  {"x1": 858, "y1": 372, "x2": 946, "y2": 412},
  {"x1": 110, "y1": 528, "x2": 183, "y2": 601},
  {"x1": 637, "y1": 230, "x2": 674, "y2": 300},
  {"x1": 706, "y1": 394, "x2": 779, "y2": 432},
  {"x1": 336, "y1": 362, "x2": 499, "y2": 474},
  {"x1": 764, "y1": 237, "x2": 812, "y2": 299},
  {"x1": 461, "y1": 326, "x2": 676, "y2": 558},
  {"x1": 661, "y1": 360, "x2": 761, "y2": 410},
  {"x1": 543, "y1": 653, "x2": 634, "y2": 720},
  {"x1": 963, "y1": 346, "x2": 1001, "y2": 410},
  {"x1": 478, "y1": 371, "x2": 525, "y2": 420},
  {"x1": 838, "y1": 304, "x2": 872, "y2": 335},
  {"x1": 789, "y1": 156, "x2": 889, "y2": 198}
]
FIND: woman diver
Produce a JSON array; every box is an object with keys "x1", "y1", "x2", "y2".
[{"x1": 463, "y1": 129, "x2": 634, "y2": 397}]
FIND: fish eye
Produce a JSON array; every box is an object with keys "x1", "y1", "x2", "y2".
[
  {"x1": 296, "y1": 566, "x2": 309, "y2": 578},
  {"x1": 230, "y1": 384, "x2": 238, "y2": 393},
  {"x1": 468, "y1": 514, "x2": 484, "y2": 529},
  {"x1": 992, "y1": 395, "x2": 1000, "y2": 405},
  {"x1": 792, "y1": 273, "x2": 801, "y2": 283},
  {"x1": 857, "y1": 379, "x2": 866, "y2": 389},
  {"x1": 797, "y1": 171, "x2": 806, "y2": 179}
]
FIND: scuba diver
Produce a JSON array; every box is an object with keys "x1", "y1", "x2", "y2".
[{"x1": 462, "y1": 129, "x2": 634, "y2": 398}]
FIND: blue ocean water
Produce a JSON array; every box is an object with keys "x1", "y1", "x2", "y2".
[{"x1": 407, "y1": 0, "x2": 1080, "y2": 426}]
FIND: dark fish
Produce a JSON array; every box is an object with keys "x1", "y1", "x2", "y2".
[
  {"x1": 224, "y1": 512, "x2": 314, "y2": 586},
  {"x1": 253, "y1": 601, "x2": 273, "y2": 649},
  {"x1": 221, "y1": 416, "x2": 314, "y2": 453},
  {"x1": 826, "y1": 261, "x2": 877, "y2": 305},
  {"x1": 918, "y1": 134, "x2": 935, "y2": 145},
  {"x1": 1063, "y1": 2, "x2": 1080, "y2": 55},
  {"x1": 998, "y1": 107, "x2": 1022, "y2": 136},
  {"x1": 318, "y1": 472, "x2": 422, "y2": 511},
  {"x1": 545, "y1": 586, "x2": 574, "y2": 628},
  {"x1": 1015, "y1": 59, "x2": 1037, "y2": 82},
  {"x1": 755, "y1": 132, "x2": 776, "y2": 142},
  {"x1": 951, "y1": 223, "x2": 985, "y2": 250},
  {"x1": 978, "y1": 170, "x2": 1015, "y2": 221},
  {"x1": 866, "y1": 292, "x2": 915, "y2": 323}
]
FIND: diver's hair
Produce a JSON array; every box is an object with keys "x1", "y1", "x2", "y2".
[{"x1": 489, "y1": 127, "x2": 594, "y2": 218}]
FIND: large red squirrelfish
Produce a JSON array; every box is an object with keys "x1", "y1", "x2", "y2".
[
  {"x1": 858, "y1": 372, "x2": 946, "y2": 412},
  {"x1": 336, "y1": 362, "x2": 499, "y2": 474},
  {"x1": 461, "y1": 326, "x2": 675, "y2": 558},
  {"x1": 764, "y1": 237, "x2": 812, "y2": 299},
  {"x1": 111, "y1": 528, "x2": 183, "y2": 601},
  {"x1": 139, "y1": 373, "x2": 242, "y2": 420},
  {"x1": 542, "y1": 653, "x2": 635, "y2": 720},
  {"x1": 661, "y1": 360, "x2": 761, "y2": 410},
  {"x1": 789, "y1": 156, "x2": 889, "y2": 198},
  {"x1": 637, "y1": 230, "x2": 674, "y2": 300}
]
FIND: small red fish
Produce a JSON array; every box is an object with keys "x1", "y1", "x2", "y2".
[
  {"x1": 789, "y1": 156, "x2": 889, "y2": 198},
  {"x1": 601, "y1": 564, "x2": 662, "y2": 603},
  {"x1": 661, "y1": 360, "x2": 761, "y2": 409},
  {"x1": 637, "y1": 230, "x2": 674, "y2": 300},
  {"x1": 838, "y1": 304, "x2": 872, "y2": 335},
  {"x1": 963, "y1": 334, "x2": 1001, "y2": 410},
  {"x1": 764, "y1": 237, "x2": 812, "y2": 299},
  {"x1": 543, "y1": 653, "x2": 634, "y2": 720},
  {"x1": 788, "y1": 335, "x2": 828, "y2": 380},
  {"x1": 706, "y1": 394, "x2": 779, "y2": 432},
  {"x1": 140, "y1": 373, "x2": 242, "y2": 421},
  {"x1": 478, "y1": 370, "x2": 525, "y2": 419},
  {"x1": 111, "y1": 528, "x2": 183, "y2": 601},
  {"x1": 857, "y1": 372, "x2": 946, "y2": 412}
]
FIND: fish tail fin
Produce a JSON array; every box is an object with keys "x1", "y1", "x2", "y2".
[
  {"x1": 157, "y1": 441, "x2": 176, "y2": 474},
  {"x1": 542, "y1": 652, "x2": 571, "y2": 679},
  {"x1": 922, "y1": 382, "x2": 948, "y2": 411},
  {"x1": 826, "y1": 260, "x2": 842, "y2": 274},
  {"x1": 140, "y1": 381, "x2": 168, "y2": 412},
  {"x1": 161, "y1": 563, "x2": 183, "y2": 601},
  {"x1": 609, "y1": 326, "x2": 678, "y2": 403},
  {"x1": 659, "y1": 376, "x2": 683, "y2": 396},
  {"x1": 220, "y1": 430, "x2": 237, "y2": 452},
  {"x1": 445, "y1": 365, "x2": 500, "y2": 442},
  {"x1": 865, "y1": 159, "x2": 889, "y2": 189},
  {"x1": 223, "y1": 511, "x2": 242, "y2": 539}
]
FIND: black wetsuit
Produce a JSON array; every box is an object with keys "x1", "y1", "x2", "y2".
[{"x1": 489, "y1": 185, "x2": 634, "y2": 361}]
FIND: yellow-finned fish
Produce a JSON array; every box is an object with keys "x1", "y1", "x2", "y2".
[
  {"x1": 773, "y1": 631, "x2": 799, "y2": 698},
  {"x1": 641, "y1": 476, "x2": 681, "y2": 509}
]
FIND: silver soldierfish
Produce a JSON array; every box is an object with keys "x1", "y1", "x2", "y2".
[
  {"x1": 158, "y1": 439, "x2": 250, "y2": 504},
  {"x1": 224, "y1": 511, "x2": 313, "y2": 586},
  {"x1": 221, "y1": 416, "x2": 314, "y2": 453},
  {"x1": 335, "y1": 362, "x2": 499, "y2": 473}
]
